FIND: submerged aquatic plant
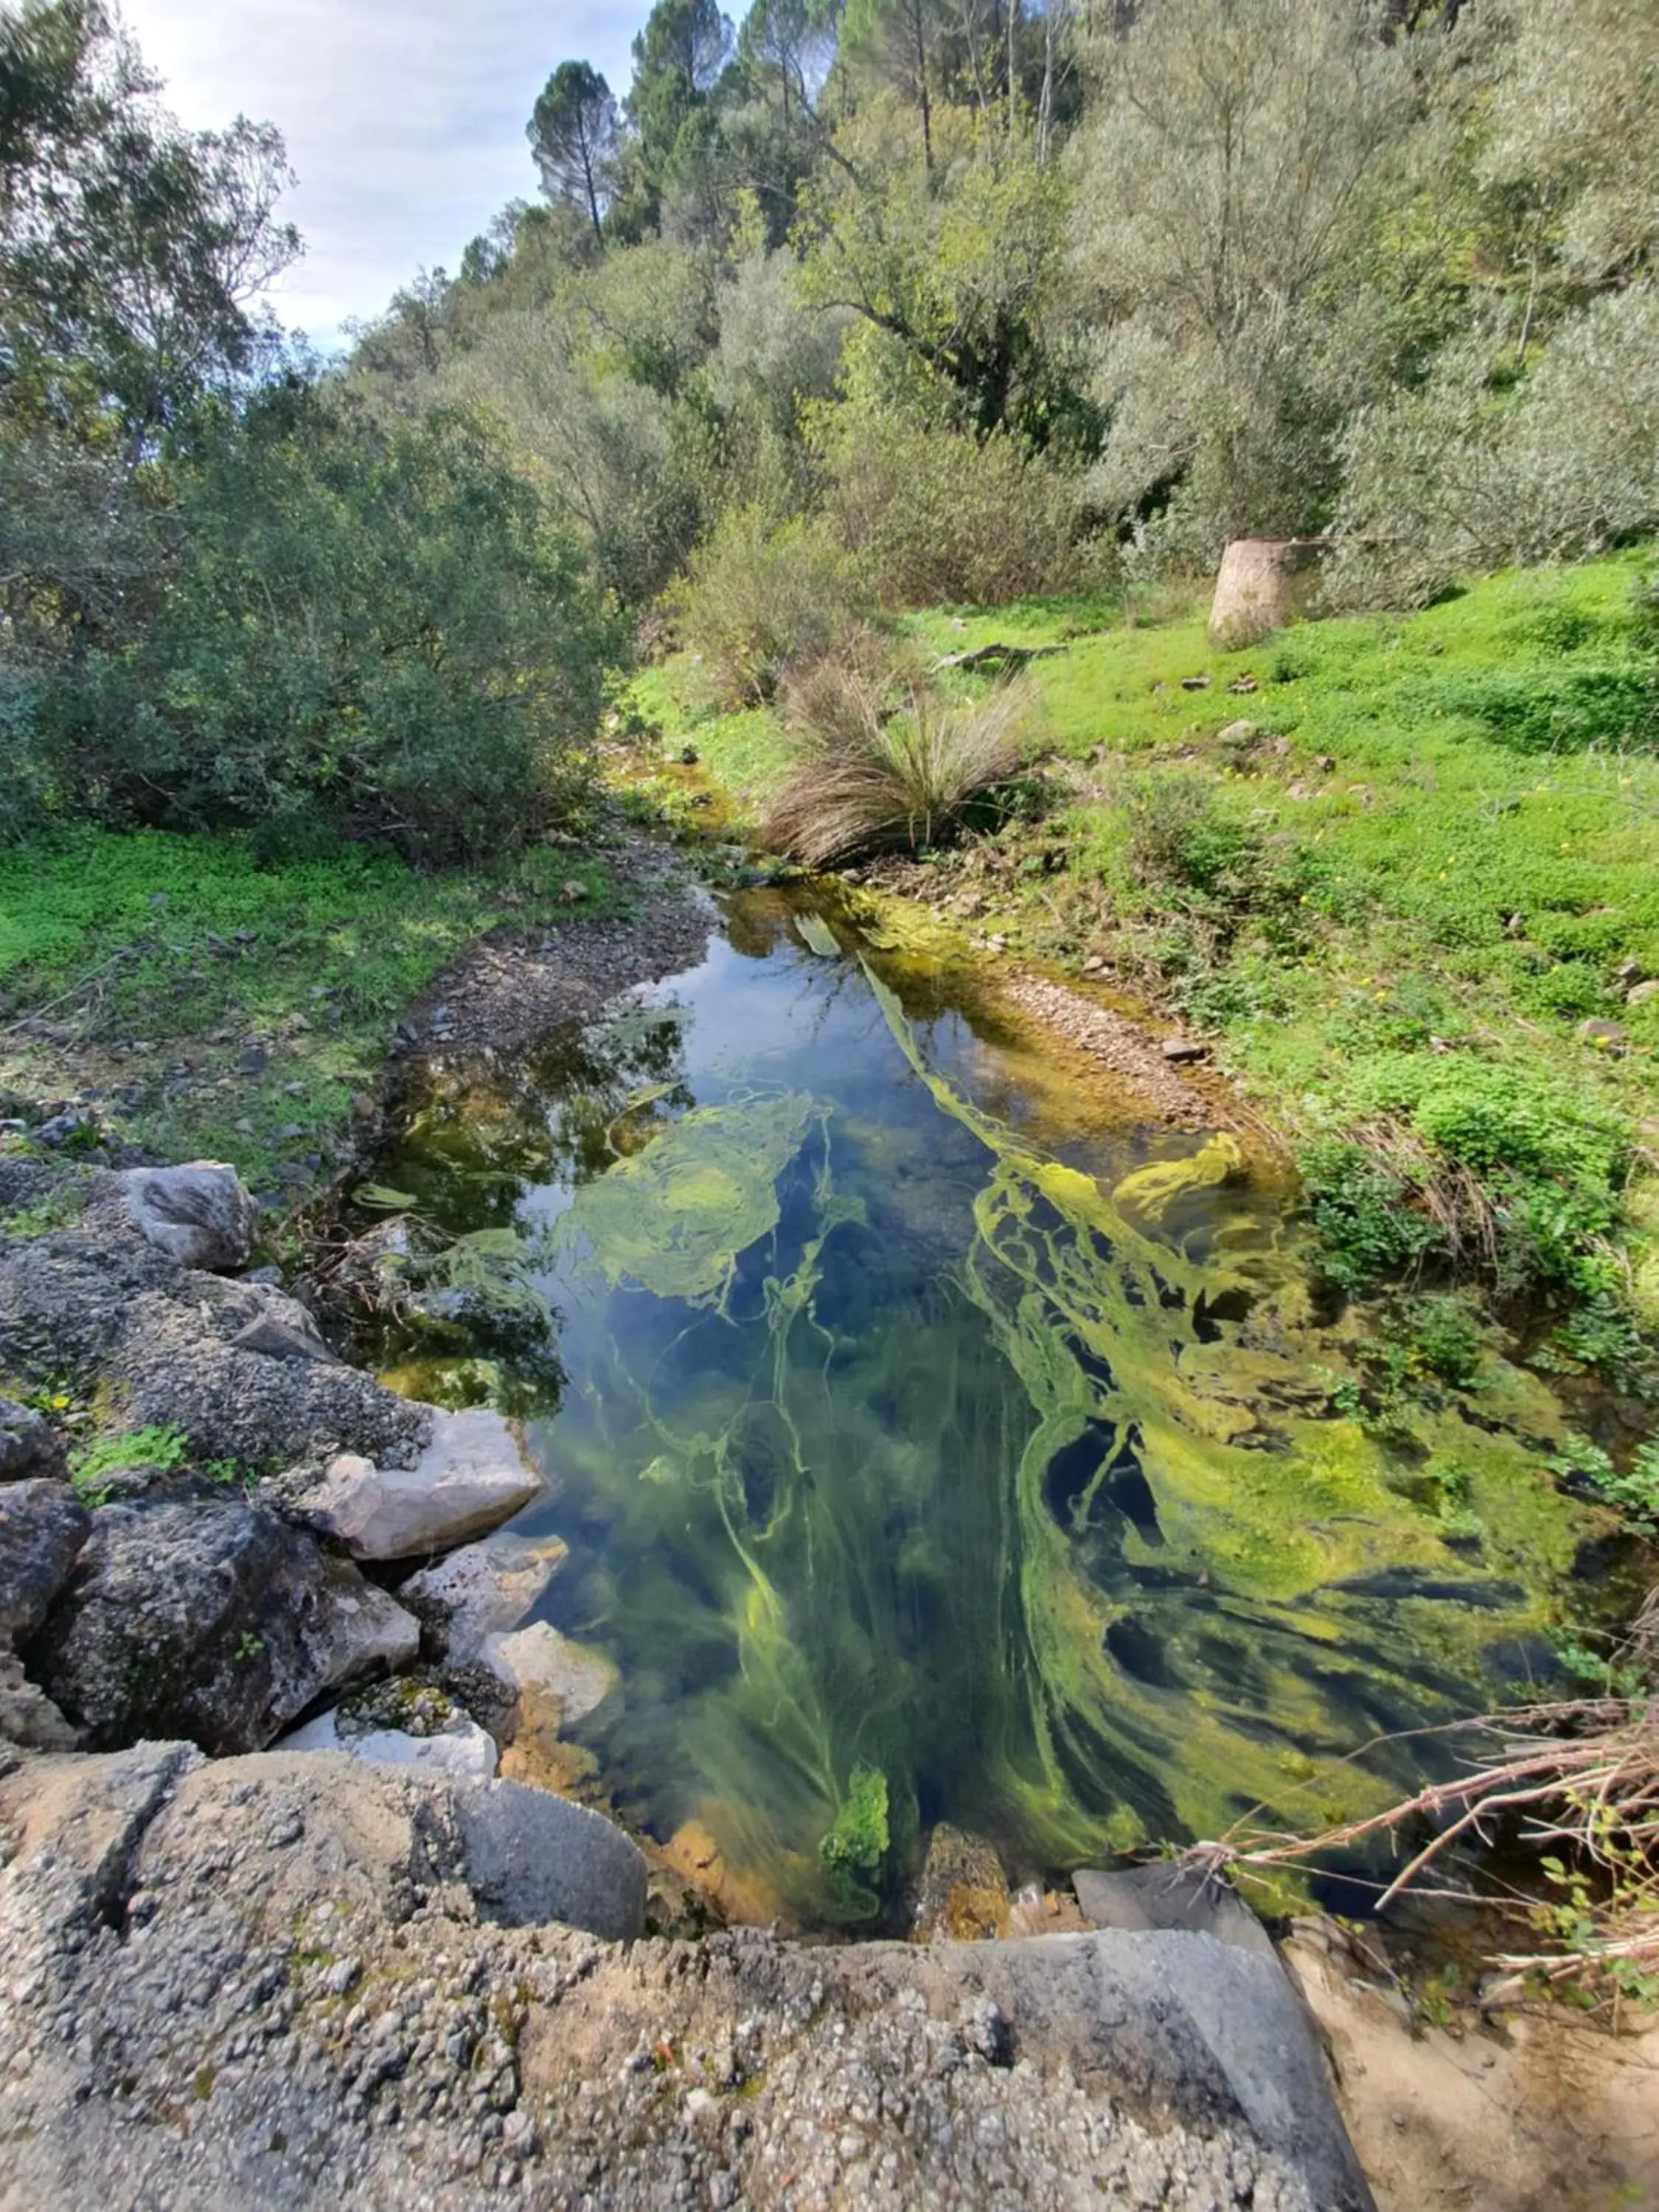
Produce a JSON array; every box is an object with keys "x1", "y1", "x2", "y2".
[
  {"x1": 818, "y1": 1765, "x2": 891, "y2": 1921},
  {"x1": 520, "y1": 958, "x2": 1596, "y2": 1924}
]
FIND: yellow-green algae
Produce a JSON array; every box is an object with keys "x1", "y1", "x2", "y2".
[
  {"x1": 369, "y1": 894, "x2": 1613, "y2": 1927},
  {"x1": 516, "y1": 970, "x2": 1600, "y2": 1920}
]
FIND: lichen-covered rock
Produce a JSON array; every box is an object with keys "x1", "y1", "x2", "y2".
[
  {"x1": 26, "y1": 1498, "x2": 419, "y2": 1753},
  {"x1": 0, "y1": 1650, "x2": 79, "y2": 1748},
  {"x1": 0, "y1": 1396, "x2": 66, "y2": 1482},
  {"x1": 0, "y1": 1218, "x2": 429, "y2": 1468},
  {"x1": 117, "y1": 1161, "x2": 259, "y2": 1270},
  {"x1": 0, "y1": 1742, "x2": 1369, "y2": 2212},
  {"x1": 0, "y1": 1481, "x2": 90, "y2": 1645},
  {"x1": 292, "y1": 1410, "x2": 543, "y2": 1560}
]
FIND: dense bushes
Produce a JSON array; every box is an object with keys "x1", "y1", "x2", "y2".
[
  {"x1": 1329, "y1": 288, "x2": 1659, "y2": 611},
  {"x1": 816, "y1": 406, "x2": 1082, "y2": 609},
  {"x1": 13, "y1": 386, "x2": 616, "y2": 862},
  {"x1": 669, "y1": 504, "x2": 868, "y2": 705}
]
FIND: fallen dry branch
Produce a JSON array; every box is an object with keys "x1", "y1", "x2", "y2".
[
  {"x1": 1183, "y1": 1593, "x2": 1659, "y2": 2000},
  {"x1": 930, "y1": 642, "x2": 1064, "y2": 674}
]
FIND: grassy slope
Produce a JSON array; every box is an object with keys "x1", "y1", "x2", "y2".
[
  {"x1": 0, "y1": 831, "x2": 616, "y2": 1205},
  {"x1": 643, "y1": 552, "x2": 1659, "y2": 1352}
]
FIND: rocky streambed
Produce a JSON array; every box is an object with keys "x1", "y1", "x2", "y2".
[{"x1": 0, "y1": 1150, "x2": 1374, "y2": 2210}]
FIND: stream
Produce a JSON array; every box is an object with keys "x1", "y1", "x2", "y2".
[{"x1": 365, "y1": 883, "x2": 1610, "y2": 1930}]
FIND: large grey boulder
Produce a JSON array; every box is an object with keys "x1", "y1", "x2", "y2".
[
  {"x1": 0, "y1": 1396, "x2": 66, "y2": 1482},
  {"x1": 117, "y1": 1161, "x2": 259, "y2": 1270},
  {"x1": 27, "y1": 1496, "x2": 419, "y2": 1753},
  {"x1": 0, "y1": 1481, "x2": 90, "y2": 1645},
  {"x1": 452, "y1": 1774, "x2": 646, "y2": 1939},
  {"x1": 0, "y1": 1220, "x2": 429, "y2": 1467},
  {"x1": 0, "y1": 1744, "x2": 1368, "y2": 2212},
  {"x1": 111, "y1": 1288, "x2": 430, "y2": 1470},
  {"x1": 293, "y1": 1408, "x2": 543, "y2": 1561}
]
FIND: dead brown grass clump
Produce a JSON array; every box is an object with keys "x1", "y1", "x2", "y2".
[{"x1": 762, "y1": 663, "x2": 1033, "y2": 869}]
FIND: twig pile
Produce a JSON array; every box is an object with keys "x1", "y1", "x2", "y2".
[{"x1": 1184, "y1": 1590, "x2": 1659, "y2": 1999}]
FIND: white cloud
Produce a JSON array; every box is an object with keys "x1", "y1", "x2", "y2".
[{"x1": 117, "y1": 0, "x2": 641, "y2": 346}]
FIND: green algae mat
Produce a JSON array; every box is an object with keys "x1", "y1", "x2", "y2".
[{"x1": 367, "y1": 888, "x2": 1617, "y2": 1927}]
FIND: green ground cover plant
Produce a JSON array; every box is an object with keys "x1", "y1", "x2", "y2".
[
  {"x1": 650, "y1": 549, "x2": 1659, "y2": 1380},
  {"x1": 0, "y1": 827, "x2": 618, "y2": 1197}
]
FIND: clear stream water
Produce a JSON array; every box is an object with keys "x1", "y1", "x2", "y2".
[{"x1": 368, "y1": 886, "x2": 1607, "y2": 1929}]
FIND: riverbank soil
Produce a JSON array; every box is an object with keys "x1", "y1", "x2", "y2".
[{"x1": 1284, "y1": 1920, "x2": 1659, "y2": 2212}]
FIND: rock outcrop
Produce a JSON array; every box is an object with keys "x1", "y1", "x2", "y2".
[
  {"x1": 398, "y1": 1528, "x2": 568, "y2": 1661},
  {"x1": 0, "y1": 1480, "x2": 89, "y2": 1645},
  {"x1": 0, "y1": 1208, "x2": 430, "y2": 1469},
  {"x1": 0, "y1": 1741, "x2": 1370, "y2": 2212}
]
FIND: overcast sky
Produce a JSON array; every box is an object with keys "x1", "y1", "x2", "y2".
[{"x1": 119, "y1": 1, "x2": 641, "y2": 347}]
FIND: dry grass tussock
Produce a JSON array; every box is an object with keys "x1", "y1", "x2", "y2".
[
  {"x1": 762, "y1": 661, "x2": 1033, "y2": 869},
  {"x1": 1183, "y1": 1588, "x2": 1659, "y2": 2011}
]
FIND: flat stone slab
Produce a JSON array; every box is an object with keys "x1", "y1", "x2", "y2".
[
  {"x1": 479, "y1": 1619, "x2": 617, "y2": 1724},
  {"x1": 277, "y1": 1705, "x2": 498, "y2": 1780},
  {"x1": 294, "y1": 1408, "x2": 543, "y2": 1560}
]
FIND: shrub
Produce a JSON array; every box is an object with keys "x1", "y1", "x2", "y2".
[
  {"x1": 1302, "y1": 1054, "x2": 1636, "y2": 1323},
  {"x1": 815, "y1": 405, "x2": 1082, "y2": 609},
  {"x1": 1301, "y1": 1138, "x2": 1444, "y2": 1292},
  {"x1": 1121, "y1": 774, "x2": 1256, "y2": 899},
  {"x1": 669, "y1": 505, "x2": 868, "y2": 707},
  {"x1": 762, "y1": 667, "x2": 1033, "y2": 868},
  {"x1": 29, "y1": 383, "x2": 616, "y2": 863},
  {"x1": 1329, "y1": 286, "x2": 1659, "y2": 610}
]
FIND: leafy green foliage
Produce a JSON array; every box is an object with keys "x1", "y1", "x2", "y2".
[
  {"x1": 24, "y1": 385, "x2": 617, "y2": 862},
  {"x1": 69, "y1": 1422, "x2": 187, "y2": 1503},
  {"x1": 669, "y1": 504, "x2": 867, "y2": 705},
  {"x1": 1548, "y1": 1435, "x2": 1659, "y2": 1537},
  {"x1": 0, "y1": 825, "x2": 616, "y2": 1190}
]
